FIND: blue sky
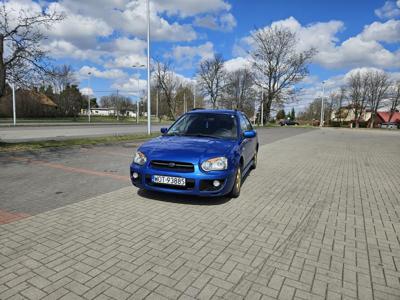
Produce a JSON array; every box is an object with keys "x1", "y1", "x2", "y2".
[{"x1": 7, "y1": 0, "x2": 400, "y2": 110}]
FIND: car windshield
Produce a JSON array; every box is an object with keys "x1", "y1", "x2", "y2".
[{"x1": 166, "y1": 113, "x2": 238, "y2": 139}]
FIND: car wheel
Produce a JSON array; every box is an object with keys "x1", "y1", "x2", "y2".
[
  {"x1": 230, "y1": 164, "x2": 242, "y2": 198},
  {"x1": 251, "y1": 150, "x2": 258, "y2": 170}
]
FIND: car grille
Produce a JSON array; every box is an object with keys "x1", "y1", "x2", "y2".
[{"x1": 150, "y1": 160, "x2": 195, "y2": 173}]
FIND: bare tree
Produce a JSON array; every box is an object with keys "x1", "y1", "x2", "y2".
[
  {"x1": 223, "y1": 68, "x2": 256, "y2": 116},
  {"x1": 197, "y1": 54, "x2": 225, "y2": 109},
  {"x1": 388, "y1": 81, "x2": 400, "y2": 122},
  {"x1": 48, "y1": 65, "x2": 77, "y2": 93},
  {"x1": 0, "y1": 3, "x2": 64, "y2": 96},
  {"x1": 100, "y1": 94, "x2": 133, "y2": 120},
  {"x1": 154, "y1": 61, "x2": 180, "y2": 120},
  {"x1": 347, "y1": 71, "x2": 370, "y2": 128},
  {"x1": 250, "y1": 26, "x2": 315, "y2": 123},
  {"x1": 367, "y1": 70, "x2": 391, "y2": 128}
]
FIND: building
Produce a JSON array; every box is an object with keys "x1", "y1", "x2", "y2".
[
  {"x1": 376, "y1": 111, "x2": 400, "y2": 126},
  {"x1": 330, "y1": 105, "x2": 371, "y2": 123},
  {"x1": 80, "y1": 107, "x2": 137, "y2": 118}
]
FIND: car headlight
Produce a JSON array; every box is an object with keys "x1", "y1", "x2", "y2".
[
  {"x1": 201, "y1": 157, "x2": 228, "y2": 171},
  {"x1": 133, "y1": 151, "x2": 147, "y2": 165}
]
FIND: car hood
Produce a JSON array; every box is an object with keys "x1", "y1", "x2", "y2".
[{"x1": 139, "y1": 136, "x2": 236, "y2": 163}]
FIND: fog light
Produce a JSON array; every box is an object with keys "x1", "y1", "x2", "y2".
[
  {"x1": 132, "y1": 172, "x2": 139, "y2": 179},
  {"x1": 213, "y1": 180, "x2": 221, "y2": 187}
]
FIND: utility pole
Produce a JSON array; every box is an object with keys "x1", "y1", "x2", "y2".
[
  {"x1": 116, "y1": 89, "x2": 120, "y2": 121},
  {"x1": 146, "y1": 0, "x2": 151, "y2": 135},
  {"x1": 87, "y1": 72, "x2": 92, "y2": 123},
  {"x1": 184, "y1": 91, "x2": 186, "y2": 113},
  {"x1": 261, "y1": 88, "x2": 264, "y2": 126},
  {"x1": 193, "y1": 84, "x2": 196, "y2": 108},
  {"x1": 132, "y1": 64, "x2": 145, "y2": 124},
  {"x1": 136, "y1": 76, "x2": 140, "y2": 124},
  {"x1": 12, "y1": 83, "x2": 16, "y2": 126},
  {"x1": 320, "y1": 81, "x2": 325, "y2": 127},
  {"x1": 156, "y1": 89, "x2": 159, "y2": 121}
]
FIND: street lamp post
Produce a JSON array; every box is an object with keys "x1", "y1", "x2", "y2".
[
  {"x1": 132, "y1": 64, "x2": 145, "y2": 124},
  {"x1": 146, "y1": 0, "x2": 151, "y2": 135},
  {"x1": 87, "y1": 72, "x2": 92, "y2": 123},
  {"x1": 261, "y1": 88, "x2": 264, "y2": 127},
  {"x1": 320, "y1": 81, "x2": 325, "y2": 127},
  {"x1": 193, "y1": 81, "x2": 196, "y2": 109},
  {"x1": 136, "y1": 75, "x2": 140, "y2": 124},
  {"x1": 12, "y1": 83, "x2": 16, "y2": 126}
]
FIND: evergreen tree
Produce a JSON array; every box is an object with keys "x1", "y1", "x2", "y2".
[
  {"x1": 290, "y1": 107, "x2": 296, "y2": 120},
  {"x1": 276, "y1": 109, "x2": 286, "y2": 120}
]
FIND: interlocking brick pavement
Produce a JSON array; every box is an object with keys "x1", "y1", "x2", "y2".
[{"x1": 0, "y1": 128, "x2": 399, "y2": 299}]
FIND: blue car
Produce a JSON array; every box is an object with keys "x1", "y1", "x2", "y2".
[{"x1": 130, "y1": 109, "x2": 258, "y2": 197}]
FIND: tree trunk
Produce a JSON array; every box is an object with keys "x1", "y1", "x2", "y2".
[
  {"x1": 369, "y1": 114, "x2": 375, "y2": 128},
  {"x1": 0, "y1": 34, "x2": 6, "y2": 97}
]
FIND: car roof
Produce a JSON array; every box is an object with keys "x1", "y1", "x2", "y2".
[{"x1": 186, "y1": 109, "x2": 241, "y2": 115}]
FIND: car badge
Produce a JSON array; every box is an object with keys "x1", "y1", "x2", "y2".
[{"x1": 168, "y1": 162, "x2": 176, "y2": 167}]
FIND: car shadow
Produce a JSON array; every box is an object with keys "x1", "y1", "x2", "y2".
[
  {"x1": 137, "y1": 168, "x2": 252, "y2": 206},
  {"x1": 137, "y1": 189, "x2": 232, "y2": 206}
]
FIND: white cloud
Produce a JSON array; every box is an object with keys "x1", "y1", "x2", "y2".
[
  {"x1": 194, "y1": 12, "x2": 236, "y2": 31},
  {"x1": 360, "y1": 20, "x2": 400, "y2": 43},
  {"x1": 105, "y1": 55, "x2": 148, "y2": 69},
  {"x1": 116, "y1": 1, "x2": 197, "y2": 42},
  {"x1": 169, "y1": 42, "x2": 215, "y2": 69},
  {"x1": 44, "y1": 40, "x2": 105, "y2": 62},
  {"x1": 224, "y1": 57, "x2": 251, "y2": 72},
  {"x1": 78, "y1": 66, "x2": 127, "y2": 80},
  {"x1": 153, "y1": 0, "x2": 231, "y2": 17},
  {"x1": 111, "y1": 76, "x2": 147, "y2": 96},
  {"x1": 80, "y1": 87, "x2": 94, "y2": 96},
  {"x1": 237, "y1": 17, "x2": 400, "y2": 70},
  {"x1": 317, "y1": 36, "x2": 400, "y2": 69},
  {"x1": 375, "y1": 1, "x2": 400, "y2": 19},
  {"x1": 46, "y1": 2, "x2": 113, "y2": 48}
]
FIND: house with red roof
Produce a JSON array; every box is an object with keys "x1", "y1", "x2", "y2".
[{"x1": 375, "y1": 111, "x2": 400, "y2": 127}]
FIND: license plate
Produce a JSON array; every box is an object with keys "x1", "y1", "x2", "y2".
[{"x1": 152, "y1": 175, "x2": 186, "y2": 186}]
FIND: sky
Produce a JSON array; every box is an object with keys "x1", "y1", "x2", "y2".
[{"x1": 6, "y1": 0, "x2": 400, "y2": 111}]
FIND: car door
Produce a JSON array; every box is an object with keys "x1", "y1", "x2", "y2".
[
  {"x1": 242, "y1": 114, "x2": 257, "y2": 159},
  {"x1": 239, "y1": 114, "x2": 254, "y2": 167}
]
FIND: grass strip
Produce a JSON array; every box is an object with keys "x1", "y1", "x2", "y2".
[{"x1": 0, "y1": 133, "x2": 159, "y2": 153}]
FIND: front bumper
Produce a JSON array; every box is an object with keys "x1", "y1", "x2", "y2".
[{"x1": 130, "y1": 163, "x2": 236, "y2": 197}]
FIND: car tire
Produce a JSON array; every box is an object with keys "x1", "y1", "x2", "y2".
[
  {"x1": 251, "y1": 150, "x2": 258, "y2": 170},
  {"x1": 230, "y1": 164, "x2": 242, "y2": 198}
]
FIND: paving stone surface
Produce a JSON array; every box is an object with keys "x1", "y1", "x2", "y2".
[{"x1": 0, "y1": 128, "x2": 399, "y2": 299}]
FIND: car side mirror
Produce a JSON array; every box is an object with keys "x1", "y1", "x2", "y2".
[
  {"x1": 160, "y1": 127, "x2": 168, "y2": 134},
  {"x1": 243, "y1": 130, "x2": 256, "y2": 138}
]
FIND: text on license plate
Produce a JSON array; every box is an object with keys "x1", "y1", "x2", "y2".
[{"x1": 152, "y1": 175, "x2": 186, "y2": 186}]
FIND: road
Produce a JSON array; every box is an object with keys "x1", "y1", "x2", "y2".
[
  {"x1": 0, "y1": 127, "x2": 399, "y2": 300},
  {"x1": 0, "y1": 124, "x2": 166, "y2": 142}
]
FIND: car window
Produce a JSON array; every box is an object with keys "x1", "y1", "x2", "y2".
[
  {"x1": 239, "y1": 114, "x2": 253, "y2": 132},
  {"x1": 243, "y1": 115, "x2": 253, "y2": 131},
  {"x1": 167, "y1": 113, "x2": 238, "y2": 139}
]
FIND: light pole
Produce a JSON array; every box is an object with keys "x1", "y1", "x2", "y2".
[
  {"x1": 320, "y1": 81, "x2": 325, "y2": 127},
  {"x1": 87, "y1": 72, "x2": 92, "y2": 123},
  {"x1": 261, "y1": 88, "x2": 264, "y2": 126},
  {"x1": 132, "y1": 64, "x2": 145, "y2": 124},
  {"x1": 193, "y1": 81, "x2": 196, "y2": 109},
  {"x1": 146, "y1": 0, "x2": 151, "y2": 135},
  {"x1": 12, "y1": 83, "x2": 16, "y2": 126}
]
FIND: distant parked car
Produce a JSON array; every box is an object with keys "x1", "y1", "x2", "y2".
[
  {"x1": 379, "y1": 122, "x2": 399, "y2": 129},
  {"x1": 279, "y1": 119, "x2": 299, "y2": 126}
]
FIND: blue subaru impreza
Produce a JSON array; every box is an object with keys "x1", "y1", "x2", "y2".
[{"x1": 130, "y1": 109, "x2": 258, "y2": 197}]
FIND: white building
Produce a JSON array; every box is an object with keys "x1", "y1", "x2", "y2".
[{"x1": 80, "y1": 107, "x2": 137, "y2": 118}]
